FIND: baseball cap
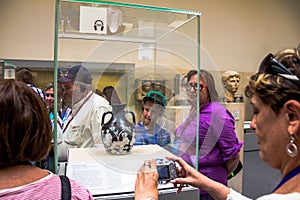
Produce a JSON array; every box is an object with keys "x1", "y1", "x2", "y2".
[
  {"x1": 58, "y1": 65, "x2": 92, "y2": 84},
  {"x1": 143, "y1": 90, "x2": 166, "y2": 107}
]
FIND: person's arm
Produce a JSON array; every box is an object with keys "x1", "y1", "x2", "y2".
[
  {"x1": 160, "y1": 128, "x2": 171, "y2": 147},
  {"x1": 135, "y1": 160, "x2": 159, "y2": 200},
  {"x1": 167, "y1": 157, "x2": 231, "y2": 200},
  {"x1": 218, "y1": 108, "x2": 243, "y2": 175},
  {"x1": 226, "y1": 153, "x2": 240, "y2": 175}
]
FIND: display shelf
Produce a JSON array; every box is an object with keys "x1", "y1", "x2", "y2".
[
  {"x1": 59, "y1": 32, "x2": 156, "y2": 43},
  {"x1": 58, "y1": 0, "x2": 200, "y2": 42}
]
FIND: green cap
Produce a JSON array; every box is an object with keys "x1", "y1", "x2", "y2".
[{"x1": 143, "y1": 90, "x2": 166, "y2": 107}]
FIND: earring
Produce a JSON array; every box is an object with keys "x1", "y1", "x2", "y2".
[{"x1": 286, "y1": 133, "x2": 298, "y2": 157}]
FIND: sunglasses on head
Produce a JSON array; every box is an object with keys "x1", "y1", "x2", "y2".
[
  {"x1": 259, "y1": 53, "x2": 300, "y2": 87},
  {"x1": 186, "y1": 83, "x2": 206, "y2": 91}
]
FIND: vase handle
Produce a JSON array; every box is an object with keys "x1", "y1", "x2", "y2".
[
  {"x1": 101, "y1": 111, "x2": 113, "y2": 126},
  {"x1": 124, "y1": 110, "x2": 136, "y2": 124}
]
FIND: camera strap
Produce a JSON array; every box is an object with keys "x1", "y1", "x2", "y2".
[{"x1": 59, "y1": 175, "x2": 71, "y2": 200}]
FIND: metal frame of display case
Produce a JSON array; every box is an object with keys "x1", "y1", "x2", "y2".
[{"x1": 53, "y1": 0, "x2": 201, "y2": 198}]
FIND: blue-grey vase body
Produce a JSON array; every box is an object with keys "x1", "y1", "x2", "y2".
[{"x1": 101, "y1": 111, "x2": 136, "y2": 155}]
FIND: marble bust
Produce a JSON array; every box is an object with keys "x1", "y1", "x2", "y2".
[{"x1": 222, "y1": 71, "x2": 240, "y2": 102}]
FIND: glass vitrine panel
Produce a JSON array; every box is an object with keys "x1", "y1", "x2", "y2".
[{"x1": 54, "y1": 0, "x2": 201, "y2": 198}]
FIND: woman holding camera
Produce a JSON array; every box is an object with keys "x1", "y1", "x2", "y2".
[{"x1": 135, "y1": 48, "x2": 300, "y2": 200}]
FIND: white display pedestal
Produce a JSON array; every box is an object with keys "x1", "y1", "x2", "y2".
[
  {"x1": 66, "y1": 145, "x2": 199, "y2": 199},
  {"x1": 221, "y1": 102, "x2": 245, "y2": 193}
]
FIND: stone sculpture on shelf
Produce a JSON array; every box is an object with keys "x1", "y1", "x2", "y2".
[{"x1": 221, "y1": 71, "x2": 242, "y2": 103}]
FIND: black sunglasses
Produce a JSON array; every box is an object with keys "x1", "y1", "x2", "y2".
[
  {"x1": 186, "y1": 83, "x2": 206, "y2": 91},
  {"x1": 259, "y1": 53, "x2": 300, "y2": 87},
  {"x1": 46, "y1": 93, "x2": 54, "y2": 98}
]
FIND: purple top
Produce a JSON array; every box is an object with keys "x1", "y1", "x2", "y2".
[{"x1": 174, "y1": 101, "x2": 243, "y2": 194}]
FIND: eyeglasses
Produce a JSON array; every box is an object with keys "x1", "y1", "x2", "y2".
[
  {"x1": 46, "y1": 93, "x2": 54, "y2": 98},
  {"x1": 259, "y1": 53, "x2": 300, "y2": 87},
  {"x1": 186, "y1": 83, "x2": 206, "y2": 91}
]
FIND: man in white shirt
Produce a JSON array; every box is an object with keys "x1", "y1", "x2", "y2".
[{"x1": 58, "y1": 65, "x2": 112, "y2": 161}]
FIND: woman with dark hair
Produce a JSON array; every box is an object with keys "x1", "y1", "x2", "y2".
[
  {"x1": 0, "y1": 80, "x2": 93, "y2": 199},
  {"x1": 172, "y1": 69, "x2": 243, "y2": 200},
  {"x1": 135, "y1": 48, "x2": 300, "y2": 200}
]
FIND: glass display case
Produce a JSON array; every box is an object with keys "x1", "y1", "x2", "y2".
[{"x1": 53, "y1": 0, "x2": 201, "y2": 198}]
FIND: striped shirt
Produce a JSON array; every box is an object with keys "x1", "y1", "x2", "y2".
[
  {"x1": 134, "y1": 121, "x2": 171, "y2": 147},
  {"x1": 27, "y1": 84, "x2": 45, "y2": 100},
  {"x1": 0, "y1": 172, "x2": 93, "y2": 200}
]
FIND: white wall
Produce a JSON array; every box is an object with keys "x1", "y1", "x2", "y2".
[
  {"x1": 0, "y1": 0, "x2": 55, "y2": 60},
  {"x1": 0, "y1": 0, "x2": 299, "y2": 73}
]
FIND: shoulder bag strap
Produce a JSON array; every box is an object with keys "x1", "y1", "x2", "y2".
[{"x1": 59, "y1": 175, "x2": 71, "y2": 200}]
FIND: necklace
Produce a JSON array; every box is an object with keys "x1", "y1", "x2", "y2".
[{"x1": 273, "y1": 165, "x2": 300, "y2": 192}]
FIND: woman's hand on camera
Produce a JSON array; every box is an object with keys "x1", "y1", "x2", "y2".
[
  {"x1": 167, "y1": 157, "x2": 204, "y2": 193},
  {"x1": 167, "y1": 157, "x2": 231, "y2": 199}
]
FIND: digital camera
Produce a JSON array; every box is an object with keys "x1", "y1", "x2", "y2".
[{"x1": 156, "y1": 158, "x2": 177, "y2": 181}]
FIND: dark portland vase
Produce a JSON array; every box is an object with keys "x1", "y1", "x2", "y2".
[{"x1": 101, "y1": 110, "x2": 136, "y2": 155}]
